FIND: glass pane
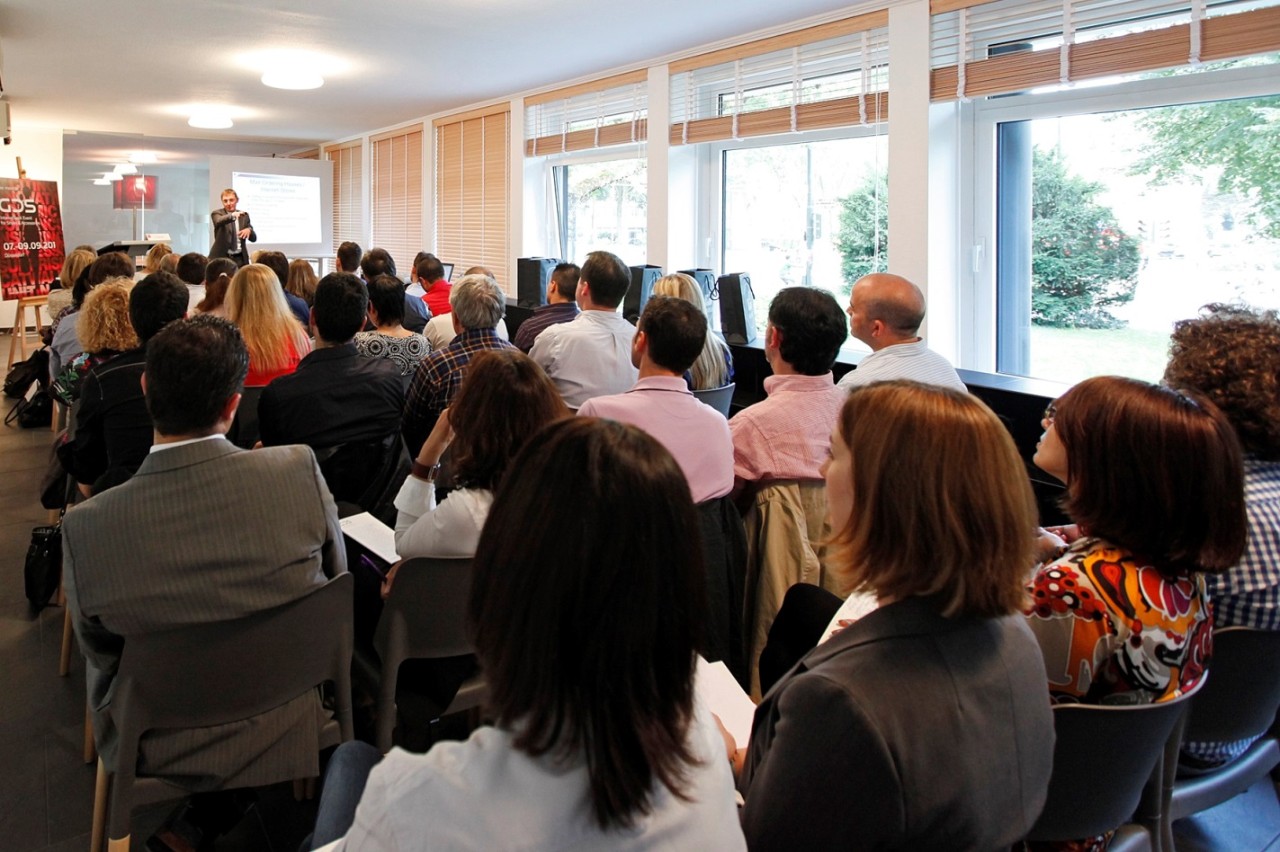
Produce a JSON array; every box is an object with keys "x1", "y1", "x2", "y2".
[
  {"x1": 722, "y1": 135, "x2": 888, "y2": 341},
  {"x1": 998, "y1": 94, "x2": 1280, "y2": 384},
  {"x1": 560, "y1": 159, "x2": 647, "y2": 267}
]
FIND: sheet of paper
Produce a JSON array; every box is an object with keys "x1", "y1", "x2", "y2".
[
  {"x1": 696, "y1": 656, "x2": 756, "y2": 746},
  {"x1": 339, "y1": 512, "x2": 399, "y2": 564}
]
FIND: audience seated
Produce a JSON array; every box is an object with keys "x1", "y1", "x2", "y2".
[
  {"x1": 414, "y1": 253, "x2": 452, "y2": 318},
  {"x1": 1027, "y1": 376, "x2": 1246, "y2": 706},
  {"x1": 256, "y1": 250, "x2": 310, "y2": 326},
  {"x1": 58, "y1": 273, "x2": 188, "y2": 495},
  {"x1": 728, "y1": 286, "x2": 847, "y2": 493},
  {"x1": 174, "y1": 252, "x2": 209, "y2": 314},
  {"x1": 726, "y1": 381, "x2": 1054, "y2": 850},
  {"x1": 423, "y1": 292, "x2": 511, "y2": 350},
  {"x1": 226, "y1": 264, "x2": 312, "y2": 387},
  {"x1": 353, "y1": 274, "x2": 430, "y2": 377},
  {"x1": 390, "y1": 348, "x2": 566, "y2": 563},
  {"x1": 63, "y1": 315, "x2": 346, "y2": 847},
  {"x1": 194, "y1": 257, "x2": 237, "y2": 317},
  {"x1": 44, "y1": 248, "x2": 95, "y2": 341},
  {"x1": 401, "y1": 274, "x2": 515, "y2": 456},
  {"x1": 514, "y1": 262, "x2": 580, "y2": 353},
  {"x1": 652, "y1": 272, "x2": 732, "y2": 390},
  {"x1": 335, "y1": 241, "x2": 363, "y2": 276},
  {"x1": 361, "y1": 248, "x2": 429, "y2": 334},
  {"x1": 311, "y1": 418, "x2": 745, "y2": 850},
  {"x1": 836, "y1": 272, "x2": 965, "y2": 393},
  {"x1": 257, "y1": 273, "x2": 403, "y2": 473},
  {"x1": 579, "y1": 297, "x2": 732, "y2": 504},
  {"x1": 50, "y1": 278, "x2": 138, "y2": 406},
  {"x1": 143, "y1": 242, "x2": 173, "y2": 276},
  {"x1": 287, "y1": 258, "x2": 320, "y2": 306},
  {"x1": 1164, "y1": 304, "x2": 1280, "y2": 767},
  {"x1": 529, "y1": 250, "x2": 638, "y2": 409},
  {"x1": 50, "y1": 251, "x2": 135, "y2": 380}
]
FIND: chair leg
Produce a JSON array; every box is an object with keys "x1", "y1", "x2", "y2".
[
  {"x1": 59, "y1": 605, "x2": 74, "y2": 676},
  {"x1": 84, "y1": 702, "x2": 96, "y2": 764},
  {"x1": 91, "y1": 757, "x2": 109, "y2": 852}
]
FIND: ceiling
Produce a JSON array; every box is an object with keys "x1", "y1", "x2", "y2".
[{"x1": 1, "y1": 0, "x2": 864, "y2": 166}]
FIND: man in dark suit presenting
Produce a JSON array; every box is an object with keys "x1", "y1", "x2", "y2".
[
  {"x1": 63, "y1": 315, "x2": 346, "y2": 804},
  {"x1": 209, "y1": 187, "x2": 256, "y2": 267}
]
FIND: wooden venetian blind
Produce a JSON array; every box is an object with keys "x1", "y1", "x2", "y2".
[
  {"x1": 434, "y1": 106, "x2": 510, "y2": 289},
  {"x1": 326, "y1": 140, "x2": 363, "y2": 252},
  {"x1": 669, "y1": 11, "x2": 890, "y2": 146},
  {"x1": 524, "y1": 70, "x2": 648, "y2": 156},
  {"x1": 371, "y1": 124, "x2": 424, "y2": 275},
  {"x1": 289, "y1": 148, "x2": 320, "y2": 160},
  {"x1": 931, "y1": 0, "x2": 1280, "y2": 101}
]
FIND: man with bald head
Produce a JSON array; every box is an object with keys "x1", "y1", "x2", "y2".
[{"x1": 836, "y1": 272, "x2": 965, "y2": 392}]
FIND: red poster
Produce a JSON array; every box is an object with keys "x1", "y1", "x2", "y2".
[{"x1": 0, "y1": 178, "x2": 65, "y2": 300}]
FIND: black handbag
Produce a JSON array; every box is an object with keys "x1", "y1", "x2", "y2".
[
  {"x1": 5, "y1": 391, "x2": 53, "y2": 428},
  {"x1": 25, "y1": 515, "x2": 63, "y2": 611},
  {"x1": 4, "y1": 348, "x2": 49, "y2": 398}
]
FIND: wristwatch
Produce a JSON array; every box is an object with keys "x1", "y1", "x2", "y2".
[{"x1": 411, "y1": 460, "x2": 442, "y2": 482}]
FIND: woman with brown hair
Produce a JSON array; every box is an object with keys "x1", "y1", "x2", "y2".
[
  {"x1": 388, "y1": 348, "x2": 568, "y2": 564},
  {"x1": 726, "y1": 380, "x2": 1054, "y2": 850},
  {"x1": 286, "y1": 258, "x2": 320, "y2": 306},
  {"x1": 193, "y1": 257, "x2": 237, "y2": 317},
  {"x1": 142, "y1": 242, "x2": 173, "y2": 275},
  {"x1": 224, "y1": 263, "x2": 311, "y2": 387},
  {"x1": 311, "y1": 418, "x2": 745, "y2": 848},
  {"x1": 1027, "y1": 375, "x2": 1247, "y2": 706}
]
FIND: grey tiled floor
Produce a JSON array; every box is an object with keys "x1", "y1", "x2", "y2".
[{"x1": 1, "y1": 333, "x2": 1278, "y2": 849}]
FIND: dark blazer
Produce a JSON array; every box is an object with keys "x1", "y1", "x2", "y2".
[
  {"x1": 58, "y1": 348, "x2": 151, "y2": 493},
  {"x1": 63, "y1": 438, "x2": 346, "y2": 786},
  {"x1": 740, "y1": 594, "x2": 1054, "y2": 851},
  {"x1": 209, "y1": 208, "x2": 256, "y2": 264}
]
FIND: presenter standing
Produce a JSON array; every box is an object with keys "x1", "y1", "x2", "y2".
[{"x1": 209, "y1": 188, "x2": 256, "y2": 268}]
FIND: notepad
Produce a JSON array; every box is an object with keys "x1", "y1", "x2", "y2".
[
  {"x1": 339, "y1": 512, "x2": 399, "y2": 564},
  {"x1": 696, "y1": 656, "x2": 756, "y2": 746}
]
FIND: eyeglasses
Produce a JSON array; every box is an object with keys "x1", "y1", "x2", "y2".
[{"x1": 1043, "y1": 402, "x2": 1057, "y2": 425}]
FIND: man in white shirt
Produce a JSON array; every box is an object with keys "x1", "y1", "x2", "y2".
[
  {"x1": 530, "y1": 250, "x2": 638, "y2": 409},
  {"x1": 836, "y1": 272, "x2": 965, "y2": 393}
]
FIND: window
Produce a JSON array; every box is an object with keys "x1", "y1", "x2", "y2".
[
  {"x1": 974, "y1": 65, "x2": 1280, "y2": 384},
  {"x1": 371, "y1": 125, "x2": 423, "y2": 275},
  {"x1": 720, "y1": 131, "x2": 888, "y2": 340},
  {"x1": 326, "y1": 140, "x2": 363, "y2": 255},
  {"x1": 553, "y1": 157, "x2": 647, "y2": 267},
  {"x1": 435, "y1": 106, "x2": 510, "y2": 288}
]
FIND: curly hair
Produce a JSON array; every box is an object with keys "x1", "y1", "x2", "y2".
[
  {"x1": 1164, "y1": 303, "x2": 1280, "y2": 460},
  {"x1": 78, "y1": 278, "x2": 140, "y2": 354}
]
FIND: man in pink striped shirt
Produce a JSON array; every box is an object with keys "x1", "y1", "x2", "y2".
[{"x1": 729, "y1": 287, "x2": 848, "y2": 494}]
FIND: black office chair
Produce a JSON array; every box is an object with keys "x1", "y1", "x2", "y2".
[
  {"x1": 1026, "y1": 683, "x2": 1201, "y2": 851},
  {"x1": 226, "y1": 386, "x2": 266, "y2": 449}
]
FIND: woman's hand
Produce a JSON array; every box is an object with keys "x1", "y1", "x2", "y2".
[
  {"x1": 380, "y1": 559, "x2": 405, "y2": 600},
  {"x1": 1034, "y1": 527, "x2": 1068, "y2": 563},
  {"x1": 1044, "y1": 523, "x2": 1081, "y2": 544},
  {"x1": 828, "y1": 618, "x2": 856, "y2": 640},
  {"x1": 713, "y1": 714, "x2": 747, "y2": 780}
]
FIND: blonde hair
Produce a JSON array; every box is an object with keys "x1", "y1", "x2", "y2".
[
  {"x1": 830, "y1": 381, "x2": 1037, "y2": 618},
  {"x1": 286, "y1": 258, "x2": 320, "y2": 305},
  {"x1": 143, "y1": 243, "x2": 173, "y2": 274},
  {"x1": 226, "y1": 264, "x2": 310, "y2": 373},
  {"x1": 59, "y1": 249, "x2": 96, "y2": 290},
  {"x1": 652, "y1": 273, "x2": 727, "y2": 390},
  {"x1": 77, "y1": 278, "x2": 139, "y2": 354}
]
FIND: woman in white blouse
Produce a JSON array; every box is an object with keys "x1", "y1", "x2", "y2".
[{"x1": 386, "y1": 348, "x2": 568, "y2": 571}]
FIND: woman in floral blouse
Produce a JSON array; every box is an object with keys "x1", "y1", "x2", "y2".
[{"x1": 1027, "y1": 375, "x2": 1247, "y2": 706}]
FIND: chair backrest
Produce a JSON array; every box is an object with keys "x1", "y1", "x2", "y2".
[
  {"x1": 316, "y1": 432, "x2": 400, "y2": 508},
  {"x1": 227, "y1": 385, "x2": 265, "y2": 449},
  {"x1": 692, "y1": 382, "x2": 735, "y2": 417},
  {"x1": 1184, "y1": 626, "x2": 1280, "y2": 744},
  {"x1": 1027, "y1": 686, "x2": 1199, "y2": 842},
  {"x1": 112, "y1": 572, "x2": 354, "y2": 754},
  {"x1": 375, "y1": 557, "x2": 475, "y2": 667}
]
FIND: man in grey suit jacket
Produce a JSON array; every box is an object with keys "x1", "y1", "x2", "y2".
[{"x1": 63, "y1": 314, "x2": 346, "y2": 793}]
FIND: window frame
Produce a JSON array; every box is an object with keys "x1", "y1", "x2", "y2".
[
  {"x1": 541, "y1": 142, "x2": 650, "y2": 265},
  {"x1": 962, "y1": 60, "x2": 1280, "y2": 375}
]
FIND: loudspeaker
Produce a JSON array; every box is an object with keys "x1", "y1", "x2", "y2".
[
  {"x1": 717, "y1": 273, "x2": 756, "y2": 345},
  {"x1": 624, "y1": 264, "x2": 663, "y2": 324},
  {"x1": 517, "y1": 257, "x2": 560, "y2": 308}
]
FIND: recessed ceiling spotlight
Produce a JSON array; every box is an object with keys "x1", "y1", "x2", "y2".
[
  {"x1": 189, "y1": 111, "x2": 234, "y2": 129},
  {"x1": 261, "y1": 69, "x2": 324, "y2": 90},
  {"x1": 104, "y1": 172, "x2": 123, "y2": 182},
  {"x1": 114, "y1": 163, "x2": 138, "y2": 175}
]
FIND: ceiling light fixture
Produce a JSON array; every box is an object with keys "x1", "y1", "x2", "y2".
[
  {"x1": 261, "y1": 69, "x2": 323, "y2": 90},
  {"x1": 129, "y1": 151, "x2": 157, "y2": 164},
  {"x1": 93, "y1": 178, "x2": 111, "y2": 186},
  {"x1": 104, "y1": 172, "x2": 123, "y2": 182},
  {"x1": 114, "y1": 163, "x2": 138, "y2": 175},
  {"x1": 188, "y1": 111, "x2": 233, "y2": 129}
]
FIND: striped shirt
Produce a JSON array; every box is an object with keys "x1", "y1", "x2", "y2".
[{"x1": 836, "y1": 339, "x2": 966, "y2": 393}]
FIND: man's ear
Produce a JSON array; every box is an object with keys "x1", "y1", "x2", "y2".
[{"x1": 219, "y1": 393, "x2": 242, "y2": 428}]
